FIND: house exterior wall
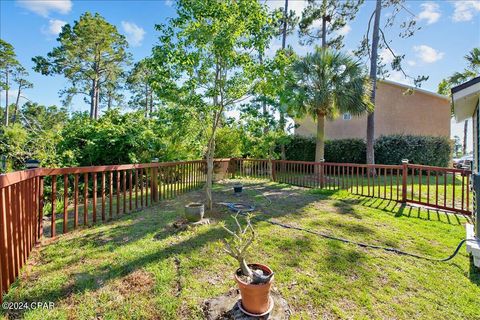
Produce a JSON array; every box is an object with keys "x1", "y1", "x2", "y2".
[
  {"x1": 475, "y1": 102, "x2": 479, "y2": 172},
  {"x1": 294, "y1": 81, "x2": 451, "y2": 139}
]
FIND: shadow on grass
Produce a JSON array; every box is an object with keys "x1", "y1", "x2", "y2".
[
  {"x1": 349, "y1": 195, "x2": 469, "y2": 225},
  {"x1": 4, "y1": 178, "x2": 472, "y2": 319}
]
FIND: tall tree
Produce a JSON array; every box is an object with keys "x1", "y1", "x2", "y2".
[
  {"x1": 0, "y1": 39, "x2": 21, "y2": 126},
  {"x1": 299, "y1": 0, "x2": 363, "y2": 49},
  {"x1": 33, "y1": 12, "x2": 130, "y2": 119},
  {"x1": 275, "y1": 0, "x2": 298, "y2": 160},
  {"x1": 438, "y1": 47, "x2": 480, "y2": 155},
  {"x1": 287, "y1": 47, "x2": 372, "y2": 162},
  {"x1": 127, "y1": 59, "x2": 157, "y2": 117},
  {"x1": 151, "y1": 0, "x2": 274, "y2": 210},
  {"x1": 11, "y1": 65, "x2": 33, "y2": 124},
  {"x1": 354, "y1": 0, "x2": 428, "y2": 167}
]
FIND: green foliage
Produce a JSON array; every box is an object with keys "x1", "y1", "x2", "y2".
[
  {"x1": 214, "y1": 126, "x2": 242, "y2": 158},
  {"x1": 375, "y1": 135, "x2": 452, "y2": 167},
  {"x1": 58, "y1": 107, "x2": 206, "y2": 167},
  {"x1": 438, "y1": 47, "x2": 479, "y2": 96},
  {"x1": 126, "y1": 59, "x2": 158, "y2": 117},
  {"x1": 299, "y1": 0, "x2": 363, "y2": 48},
  {"x1": 32, "y1": 12, "x2": 130, "y2": 118},
  {"x1": 287, "y1": 48, "x2": 372, "y2": 120},
  {"x1": 283, "y1": 135, "x2": 366, "y2": 163},
  {"x1": 0, "y1": 103, "x2": 67, "y2": 171},
  {"x1": 283, "y1": 134, "x2": 451, "y2": 167}
]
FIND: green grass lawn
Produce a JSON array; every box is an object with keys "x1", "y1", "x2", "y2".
[
  {"x1": 2, "y1": 179, "x2": 479, "y2": 319},
  {"x1": 271, "y1": 171, "x2": 472, "y2": 212}
]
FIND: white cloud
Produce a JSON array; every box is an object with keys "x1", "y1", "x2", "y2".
[
  {"x1": 17, "y1": 0, "x2": 72, "y2": 17},
  {"x1": 165, "y1": 0, "x2": 174, "y2": 7},
  {"x1": 418, "y1": 2, "x2": 441, "y2": 24},
  {"x1": 379, "y1": 48, "x2": 395, "y2": 64},
  {"x1": 336, "y1": 24, "x2": 351, "y2": 36},
  {"x1": 266, "y1": 0, "x2": 308, "y2": 16},
  {"x1": 121, "y1": 21, "x2": 146, "y2": 47},
  {"x1": 42, "y1": 19, "x2": 67, "y2": 36},
  {"x1": 413, "y1": 45, "x2": 444, "y2": 63},
  {"x1": 407, "y1": 60, "x2": 416, "y2": 67},
  {"x1": 452, "y1": 0, "x2": 480, "y2": 22}
]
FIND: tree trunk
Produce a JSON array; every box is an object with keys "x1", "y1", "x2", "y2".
[
  {"x1": 107, "y1": 93, "x2": 112, "y2": 110},
  {"x1": 282, "y1": 0, "x2": 288, "y2": 49},
  {"x1": 366, "y1": 0, "x2": 382, "y2": 169},
  {"x1": 258, "y1": 54, "x2": 269, "y2": 135},
  {"x1": 206, "y1": 137, "x2": 215, "y2": 211},
  {"x1": 315, "y1": 110, "x2": 325, "y2": 163},
  {"x1": 463, "y1": 119, "x2": 468, "y2": 155},
  {"x1": 279, "y1": 0, "x2": 289, "y2": 160},
  {"x1": 12, "y1": 85, "x2": 22, "y2": 124},
  {"x1": 150, "y1": 91, "x2": 154, "y2": 115},
  {"x1": 145, "y1": 82, "x2": 149, "y2": 118},
  {"x1": 94, "y1": 84, "x2": 100, "y2": 120},
  {"x1": 90, "y1": 78, "x2": 97, "y2": 119},
  {"x1": 321, "y1": 15, "x2": 327, "y2": 48},
  {"x1": 5, "y1": 67, "x2": 9, "y2": 126}
]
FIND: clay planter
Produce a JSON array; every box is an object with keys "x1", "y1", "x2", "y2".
[
  {"x1": 184, "y1": 203, "x2": 204, "y2": 222},
  {"x1": 233, "y1": 184, "x2": 243, "y2": 194},
  {"x1": 234, "y1": 263, "x2": 274, "y2": 315}
]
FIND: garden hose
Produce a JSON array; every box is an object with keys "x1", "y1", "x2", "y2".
[{"x1": 223, "y1": 202, "x2": 476, "y2": 263}]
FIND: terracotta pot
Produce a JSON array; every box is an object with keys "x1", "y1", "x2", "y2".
[{"x1": 234, "y1": 263, "x2": 273, "y2": 315}]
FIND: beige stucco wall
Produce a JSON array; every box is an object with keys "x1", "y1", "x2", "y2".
[{"x1": 295, "y1": 81, "x2": 451, "y2": 139}]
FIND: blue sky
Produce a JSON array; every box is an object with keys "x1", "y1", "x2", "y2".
[{"x1": 0, "y1": 0, "x2": 479, "y2": 147}]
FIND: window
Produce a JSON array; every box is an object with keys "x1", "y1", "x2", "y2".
[{"x1": 342, "y1": 113, "x2": 352, "y2": 120}]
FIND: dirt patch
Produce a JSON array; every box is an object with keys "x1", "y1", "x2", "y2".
[{"x1": 117, "y1": 269, "x2": 155, "y2": 296}]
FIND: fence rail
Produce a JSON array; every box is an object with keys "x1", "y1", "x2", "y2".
[{"x1": 234, "y1": 159, "x2": 472, "y2": 215}]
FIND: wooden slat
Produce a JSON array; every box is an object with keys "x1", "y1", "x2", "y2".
[
  {"x1": 83, "y1": 173, "x2": 89, "y2": 225},
  {"x1": 51, "y1": 176, "x2": 57, "y2": 237},
  {"x1": 101, "y1": 172, "x2": 106, "y2": 221},
  {"x1": 92, "y1": 173, "x2": 97, "y2": 223},
  {"x1": 74, "y1": 174, "x2": 79, "y2": 229},
  {"x1": 63, "y1": 175, "x2": 68, "y2": 234}
]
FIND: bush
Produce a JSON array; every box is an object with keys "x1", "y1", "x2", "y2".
[
  {"x1": 374, "y1": 135, "x2": 451, "y2": 167},
  {"x1": 283, "y1": 135, "x2": 366, "y2": 163},
  {"x1": 215, "y1": 126, "x2": 243, "y2": 158},
  {"x1": 283, "y1": 134, "x2": 452, "y2": 167}
]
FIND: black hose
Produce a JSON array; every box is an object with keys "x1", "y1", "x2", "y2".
[{"x1": 224, "y1": 202, "x2": 476, "y2": 262}]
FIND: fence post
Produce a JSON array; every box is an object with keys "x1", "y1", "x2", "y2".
[
  {"x1": 151, "y1": 159, "x2": 159, "y2": 202},
  {"x1": 271, "y1": 160, "x2": 276, "y2": 182},
  {"x1": 319, "y1": 159, "x2": 325, "y2": 189},
  {"x1": 401, "y1": 159, "x2": 409, "y2": 203},
  {"x1": 230, "y1": 158, "x2": 236, "y2": 179},
  {"x1": 38, "y1": 176, "x2": 44, "y2": 242}
]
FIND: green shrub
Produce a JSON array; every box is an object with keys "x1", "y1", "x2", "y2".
[
  {"x1": 283, "y1": 134, "x2": 452, "y2": 167},
  {"x1": 374, "y1": 135, "x2": 452, "y2": 167},
  {"x1": 283, "y1": 135, "x2": 366, "y2": 163},
  {"x1": 215, "y1": 126, "x2": 243, "y2": 158}
]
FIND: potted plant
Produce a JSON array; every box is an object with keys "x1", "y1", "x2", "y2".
[
  {"x1": 184, "y1": 202, "x2": 205, "y2": 222},
  {"x1": 221, "y1": 214, "x2": 274, "y2": 316}
]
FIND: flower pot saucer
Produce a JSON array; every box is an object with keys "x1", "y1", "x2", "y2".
[{"x1": 237, "y1": 296, "x2": 274, "y2": 317}]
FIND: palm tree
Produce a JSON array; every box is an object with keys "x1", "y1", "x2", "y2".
[
  {"x1": 288, "y1": 47, "x2": 372, "y2": 162},
  {"x1": 438, "y1": 47, "x2": 480, "y2": 155}
]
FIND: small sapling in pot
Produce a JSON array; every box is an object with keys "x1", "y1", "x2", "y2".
[{"x1": 221, "y1": 214, "x2": 274, "y2": 316}]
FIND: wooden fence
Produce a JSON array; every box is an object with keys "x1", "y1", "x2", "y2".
[
  {"x1": 233, "y1": 159, "x2": 472, "y2": 215},
  {"x1": 0, "y1": 157, "x2": 472, "y2": 302},
  {"x1": 0, "y1": 159, "x2": 232, "y2": 301}
]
